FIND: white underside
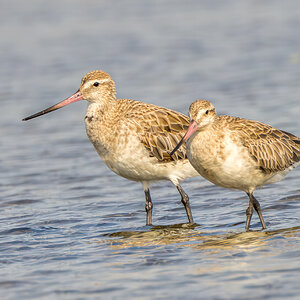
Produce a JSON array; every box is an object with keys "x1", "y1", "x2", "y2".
[
  {"x1": 187, "y1": 132, "x2": 299, "y2": 193},
  {"x1": 103, "y1": 151, "x2": 198, "y2": 186}
]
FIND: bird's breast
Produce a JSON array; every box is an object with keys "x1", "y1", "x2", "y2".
[{"x1": 85, "y1": 104, "x2": 114, "y2": 158}]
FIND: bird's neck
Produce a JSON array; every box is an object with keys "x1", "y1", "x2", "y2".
[
  {"x1": 197, "y1": 119, "x2": 218, "y2": 133},
  {"x1": 86, "y1": 96, "x2": 122, "y2": 127},
  {"x1": 89, "y1": 94, "x2": 116, "y2": 112}
]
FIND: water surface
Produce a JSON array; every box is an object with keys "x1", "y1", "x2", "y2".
[{"x1": 1, "y1": 0, "x2": 300, "y2": 299}]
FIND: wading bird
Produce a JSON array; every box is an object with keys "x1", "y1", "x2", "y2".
[
  {"x1": 23, "y1": 71, "x2": 199, "y2": 225},
  {"x1": 171, "y1": 100, "x2": 300, "y2": 230}
]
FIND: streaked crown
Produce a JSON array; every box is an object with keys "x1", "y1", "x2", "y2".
[
  {"x1": 189, "y1": 100, "x2": 215, "y2": 119},
  {"x1": 79, "y1": 70, "x2": 116, "y2": 102}
]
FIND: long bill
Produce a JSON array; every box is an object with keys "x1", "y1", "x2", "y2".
[
  {"x1": 170, "y1": 120, "x2": 198, "y2": 156},
  {"x1": 22, "y1": 90, "x2": 84, "y2": 121}
]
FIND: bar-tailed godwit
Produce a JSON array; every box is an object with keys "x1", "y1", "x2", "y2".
[
  {"x1": 23, "y1": 70, "x2": 199, "y2": 225},
  {"x1": 171, "y1": 100, "x2": 300, "y2": 230}
]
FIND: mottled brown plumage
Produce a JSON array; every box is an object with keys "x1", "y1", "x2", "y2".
[
  {"x1": 22, "y1": 70, "x2": 199, "y2": 226},
  {"x1": 133, "y1": 106, "x2": 189, "y2": 162},
  {"x1": 173, "y1": 99, "x2": 300, "y2": 230},
  {"x1": 219, "y1": 116, "x2": 300, "y2": 173}
]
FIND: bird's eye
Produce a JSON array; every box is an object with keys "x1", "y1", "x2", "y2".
[
  {"x1": 93, "y1": 82, "x2": 99, "y2": 87},
  {"x1": 205, "y1": 110, "x2": 209, "y2": 114}
]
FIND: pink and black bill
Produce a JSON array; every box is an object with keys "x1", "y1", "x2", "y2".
[
  {"x1": 22, "y1": 90, "x2": 83, "y2": 121},
  {"x1": 170, "y1": 120, "x2": 198, "y2": 156}
]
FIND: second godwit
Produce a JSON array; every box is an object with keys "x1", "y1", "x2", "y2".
[
  {"x1": 23, "y1": 70, "x2": 199, "y2": 225},
  {"x1": 171, "y1": 100, "x2": 300, "y2": 230}
]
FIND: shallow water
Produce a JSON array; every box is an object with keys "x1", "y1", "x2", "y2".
[{"x1": 1, "y1": 0, "x2": 300, "y2": 299}]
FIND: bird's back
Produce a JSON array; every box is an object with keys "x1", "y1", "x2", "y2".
[{"x1": 220, "y1": 115, "x2": 300, "y2": 173}]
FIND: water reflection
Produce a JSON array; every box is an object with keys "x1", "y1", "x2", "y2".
[{"x1": 105, "y1": 224, "x2": 300, "y2": 252}]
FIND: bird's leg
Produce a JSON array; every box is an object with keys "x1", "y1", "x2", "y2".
[
  {"x1": 246, "y1": 192, "x2": 266, "y2": 230},
  {"x1": 245, "y1": 199, "x2": 253, "y2": 231},
  {"x1": 144, "y1": 189, "x2": 153, "y2": 226},
  {"x1": 250, "y1": 193, "x2": 266, "y2": 229},
  {"x1": 176, "y1": 185, "x2": 194, "y2": 223}
]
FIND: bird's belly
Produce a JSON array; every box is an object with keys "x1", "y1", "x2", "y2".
[
  {"x1": 104, "y1": 157, "x2": 164, "y2": 181},
  {"x1": 190, "y1": 156, "x2": 262, "y2": 191},
  {"x1": 188, "y1": 139, "x2": 266, "y2": 192},
  {"x1": 86, "y1": 123, "x2": 196, "y2": 182},
  {"x1": 101, "y1": 151, "x2": 194, "y2": 183}
]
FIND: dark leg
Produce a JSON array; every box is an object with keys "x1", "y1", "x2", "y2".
[
  {"x1": 176, "y1": 185, "x2": 194, "y2": 223},
  {"x1": 251, "y1": 194, "x2": 266, "y2": 229},
  {"x1": 245, "y1": 198, "x2": 253, "y2": 231},
  {"x1": 246, "y1": 192, "x2": 266, "y2": 230},
  {"x1": 144, "y1": 189, "x2": 153, "y2": 226}
]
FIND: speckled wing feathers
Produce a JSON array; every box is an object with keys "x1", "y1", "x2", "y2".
[
  {"x1": 224, "y1": 116, "x2": 300, "y2": 173},
  {"x1": 141, "y1": 111, "x2": 189, "y2": 162},
  {"x1": 120, "y1": 100, "x2": 189, "y2": 162}
]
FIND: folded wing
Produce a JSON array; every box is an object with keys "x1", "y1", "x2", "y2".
[{"x1": 227, "y1": 116, "x2": 300, "y2": 173}]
